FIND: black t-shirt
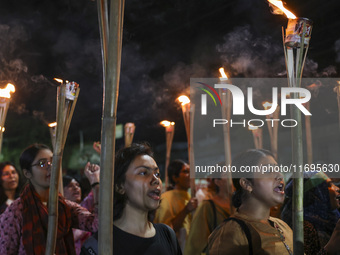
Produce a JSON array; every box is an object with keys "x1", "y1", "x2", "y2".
[{"x1": 81, "y1": 223, "x2": 182, "y2": 255}]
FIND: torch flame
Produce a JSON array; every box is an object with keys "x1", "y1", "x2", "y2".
[
  {"x1": 177, "y1": 95, "x2": 190, "y2": 105},
  {"x1": 48, "y1": 122, "x2": 57, "y2": 128},
  {"x1": 248, "y1": 125, "x2": 258, "y2": 131},
  {"x1": 54, "y1": 78, "x2": 63, "y2": 84},
  {"x1": 0, "y1": 83, "x2": 16, "y2": 98},
  {"x1": 160, "y1": 120, "x2": 175, "y2": 127},
  {"x1": 263, "y1": 101, "x2": 272, "y2": 110},
  {"x1": 219, "y1": 67, "x2": 228, "y2": 79},
  {"x1": 267, "y1": 0, "x2": 296, "y2": 19}
]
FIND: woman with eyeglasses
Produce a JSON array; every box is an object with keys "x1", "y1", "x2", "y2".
[
  {"x1": 0, "y1": 143, "x2": 99, "y2": 255},
  {"x1": 0, "y1": 161, "x2": 24, "y2": 214}
]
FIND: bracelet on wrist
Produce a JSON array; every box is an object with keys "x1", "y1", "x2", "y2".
[{"x1": 91, "y1": 182, "x2": 100, "y2": 188}]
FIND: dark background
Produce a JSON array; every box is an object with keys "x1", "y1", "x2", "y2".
[{"x1": 0, "y1": 0, "x2": 340, "y2": 175}]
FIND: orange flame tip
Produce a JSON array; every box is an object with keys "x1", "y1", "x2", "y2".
[
  {"x1": 177, "y1": 95, "x2": 190, "y2": 105},
  {"x1": 268, "y1": 0, "x2": 296, "y2": 19},
  {"x1": 0, "y1": 83, "x2": 16, "y2": 98}
]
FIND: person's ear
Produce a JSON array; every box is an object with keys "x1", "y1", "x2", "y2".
[
  {"x1": 23, "y1": 169, "x2": 32, "y2": 180},
  {"x1": 239, "y1": 178, "x2": 253, "y2": 193},
  {"x1": 115, "y1": 184, "x2": 125, "y2": 195}
]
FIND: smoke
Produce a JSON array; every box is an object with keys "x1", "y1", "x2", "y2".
[
  {"x1": 0, "y1": 23, "x2": 29, "y2": 84},
  {"x1": 217, "y1": 25, "x2": 338, "y2": 79},
  {"x1": 217, "y1": 25, "x2": 286, "y2": 77},
  {"x1": 11, "y1": 103, "x2": 28, "y2": 115}
]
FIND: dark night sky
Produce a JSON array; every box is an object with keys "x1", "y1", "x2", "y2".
[{"x1": 1, "y1": 0, "x2": 340, "y2": 165}]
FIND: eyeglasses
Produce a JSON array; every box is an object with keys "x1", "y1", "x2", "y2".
[{"x1": 31, "y1": 159, "x2": 52, "y2": 168}]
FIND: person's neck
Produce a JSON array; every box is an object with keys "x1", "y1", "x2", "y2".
[
  {"x1": 174, "y1": 185, "x2": 188, "y2": 192},
  {"x1": 33, "y1": 185, "x2": 50, "y2": 203},
  {"x1": 4, "y1": 189, "x2": 16, "y2": 200},
  {"x1": 238, "y1": 199, "x2": 271, "y2": 221},
  {"x1": 113, "y1": 204, "x2": 153, "y2": 237}
]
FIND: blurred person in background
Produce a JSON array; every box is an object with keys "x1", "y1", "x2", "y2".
[
  {"x1": 154, "y1": 159, "x2": 198, "y2": 252},
  {"x1": 0, "y1": 161, "x2": 24, "y2": 214},
  {"x1": 184, "y1": 171, "x2": 231, "y2": 255}
]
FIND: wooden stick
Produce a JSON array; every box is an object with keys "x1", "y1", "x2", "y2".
[
  {"x1": 219, "y1": 88, "x2": 234, "y2": 214},
  {"x1": 334, "y1": 85, "x2": 340, "y2": 131},
  {"x1": 304, "y1": 101, "x2": 313, "y2": 165},
  {"x1": 97, "y1": 0, "x2": 109, "y2": 72},
  {"x1": 62, "y1": 88, "x2": 80, "y2": 148},
  {"x1": 98, "y1": 0, "x2": 125, "y2": 254},
  {"x1": 45, "y1": 84, "x2": 66, "y2": 255},
  {"x1": 189, "y1": 102, "x2": 196, "y2": 198},
  {"x1": 164, "y1": 125, "x2": 175, "y2": 189}
]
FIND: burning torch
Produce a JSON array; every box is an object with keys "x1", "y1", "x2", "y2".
[
  {"x1": 0, "y1": 83, "x2": 15, "y2": 157},
  {"x1": 160, "y1": 120, "x2": 175, "y2": 189},
  {"x1": 218, "y1": 67, "x2": 234, "y2": 213},
  {"x1": 268, "y1": 1, "x2": 313, "y2": 253},
  {"x1": 46, "y1": 78, "x2": 80, "y2": 255},
  {"x1": 177, "y1": 95, "x2": 196, "y2": 197}
]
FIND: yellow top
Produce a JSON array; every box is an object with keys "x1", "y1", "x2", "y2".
[
  {"x1": 207, "y1": 211, "x2": 294, "y2": 255},
  {"x1": 184, "y1": 199, "x2": 230, "y2": 255},
  {"x1": 154, "y1": 189, "x2": 191, "y2": 251}
]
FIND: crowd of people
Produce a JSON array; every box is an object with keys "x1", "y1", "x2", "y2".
[{"x1": 1, "y1": 142, "x2": 340, "y2": 254}]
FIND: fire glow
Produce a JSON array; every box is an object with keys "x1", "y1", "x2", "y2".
[
  {"x1": 0, "y1": 83, "x2": 15, "y2": 99},
  {"x1": 48, "y1": 122, "x2": 57, "y2": 128},
  {"x1": 248, "y1": 124, "x2": 258, "y2": 131},
  {"x1": 177, "y1": 95, "x2": 190, "y2": 105},
  {"x1": 160, "y1": 120, "x2": 175, "y2": 128},
  {"x1": 54, "y1": 78, "x2": 63, "y2": 84},
  {"x1": 262, "y1": 101, "x2": 272, "y2": 110},
  {"x1": 267, "y1": 0, "x2": 296, "y2": 19},
  {"x1": 219, "y1": 67, "x2": 228, "y2": 81}
]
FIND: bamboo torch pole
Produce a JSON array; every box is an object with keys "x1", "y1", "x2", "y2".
[
  {"x1": 48, "y1": 121, "x2": 64, "y2": 196},
  {"x1": 218, "y1": 68, "x2": 234, "y2": 214},
  {"x1": 304, "y1": 101, "x2": 313, "y2": 165},
  {"x1": 177, "y1": 95, "x2": 196, "y2": 197},
  {"x1": 97, "y1": 0, "x2": 125, "y2": 254},
  {"x1": 45, "y1": 81, "x2": 79, "y2": 255},
  {"x1": 283, "y1": 19, "x2": 312, "y2": 255},
  {"x1": 249, "y1": 125, "x2": 263, "y2": 149},
  {"x1": 160, "y1": 120, "x2": 175, "y2": 190},
  {"x1": 124, "y1": 122, "x2": 135, "y2": 148},
  {"x1": 334, "y1": 82, "x2": 340, "y2": 132}
]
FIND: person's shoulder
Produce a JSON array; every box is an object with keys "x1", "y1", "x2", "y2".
[
  {"x1": 0, "y1": 198, "x2": 23, "y2": 225},
  {"x1": 212, "y1": 216, "x2": 245, "y2": 236},
  {"x1": 207, "y1": 216, "x2": 249, "y2": 252},
  {"x1": 1, "y1": 197, "x2": 23, "y2": 215},
  {"x1": 154, "y1": 223, "x2": 173, "y2": 233}
]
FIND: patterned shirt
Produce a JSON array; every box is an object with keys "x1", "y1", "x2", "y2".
[{"x1": 0, "y1": 197, "x2": 98, "y2": 255}]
